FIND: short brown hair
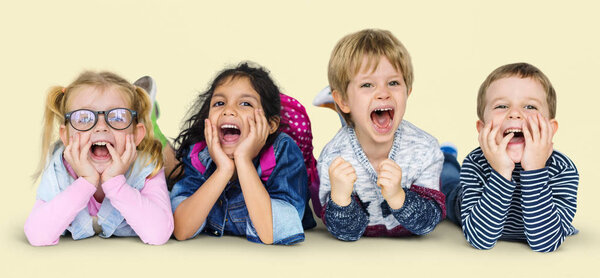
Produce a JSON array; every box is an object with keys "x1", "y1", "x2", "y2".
[
  {"x1": 477, "y1": 62, "x2": 557, "y2": 120},
  {"x1": 328, "y1": 29, "x2": 413, "y2": 125}
]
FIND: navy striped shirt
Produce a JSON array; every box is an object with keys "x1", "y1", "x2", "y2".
[{"x1": 460, "y1": 148, "x2": 579, "y2": 252}]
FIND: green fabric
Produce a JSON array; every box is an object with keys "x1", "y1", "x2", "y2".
[{"x1": 151, "y1": 102, "x2": 168, "y2": 147}]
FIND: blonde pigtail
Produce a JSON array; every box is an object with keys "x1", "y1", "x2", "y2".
[
  {"x1": 34, "y1": 86, "x2": 67, "y2": 180},
  {"x1": 133, "y1": 86, "x2": 164, "y2": 177}
]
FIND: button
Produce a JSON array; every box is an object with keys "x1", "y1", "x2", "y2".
[{"x1": 213, "y1": 230, "x2": 220, "y2": 236}]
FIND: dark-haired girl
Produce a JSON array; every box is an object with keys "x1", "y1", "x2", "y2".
[{"x1": 169, "y1": 63, "x2": 309, "y2": 245}]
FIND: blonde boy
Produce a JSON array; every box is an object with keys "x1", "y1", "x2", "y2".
[
  {"x1": 317, "y1": 29, "x2": 445, "y2": 241},
  {"x1": 457, "y1": 63, "x2": 579, "y2": 252}
]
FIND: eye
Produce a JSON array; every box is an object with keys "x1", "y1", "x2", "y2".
[
  {"x1": 524, "y1": 105, "x2": 537, "y2": 110},
  {"x1": 494, "y1": 104, "x2": 508, "y2": 109},
  {"x1": 240, "y1": 101, "x2": 253, "y2": 107},
  {"x1": 108, "y1": 115, "x2": 126, "y2": 123},
  {"x1": 212, "y1": 101, "x2": 224, "y2": 107},
  {"x1": 360, "y1": 83, "x2": 373, "y2": 88},
  {"x1": 388, "y1": 80, "x2": 400, "y2": 86}
]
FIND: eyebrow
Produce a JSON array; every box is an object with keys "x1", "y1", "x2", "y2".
[{"x1": 212, "y1": 92, "x2": 259, "y2": 102}]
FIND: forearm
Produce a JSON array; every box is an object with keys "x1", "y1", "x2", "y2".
[
  {"x1": 461, "y1": 169, "x2": 516, "y2": 250},
  {"x1": 24, "y1": 178, "x2": 96, "y2": 246},
  {"x1": 323, "y1": 195, "x2": 368, "y2": 241},
  {"x1": 102, "y1": 170, "x2": 174, "y2": 245},
  {"x1": 172, "y1": 169, "x2": 230, "y2": 240},
  {"x1": 388, "y1": 188, "x2": 442, "y2": 235},
  {"x1": 237, "y1": 159, "x2": 273, "y2": 244},
  {"x1": 520, "y1": 168, "x2": 571, "y2": 252}
]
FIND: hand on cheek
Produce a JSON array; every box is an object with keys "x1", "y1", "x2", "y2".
[
  {"x1": 234, "y1": 109, "x2": 269, "y2": 162},
  {"x1": 521, "y1": 113, "x2": 554, "y2": 171},
  {"x1": 63, "y1": 133, "x2": 99, "y2": 186},
  {"x1": 204, "y1": 119, "x2": 235, "y2": 176},
  {"x1": 479, "y1": 120, "x2": 515, "y2": 180},
  {"x1": 329, "y1": 157, "x2": 356, "y2": 207},
  {"x1": 377, "y1": 159, "x2": 405, "y2": 209},
  {"x1": 102, "y1": 134, "x2": 137, "y2": 184}
]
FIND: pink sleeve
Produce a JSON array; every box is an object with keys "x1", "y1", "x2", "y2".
[
  {"x1": 24, "y1": 178, "x2": 97, "y2": 246},
  {"x1": 101, "y1": 169, "x2": 174, "y2": 245}
]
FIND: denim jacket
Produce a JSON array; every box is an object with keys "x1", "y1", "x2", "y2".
[
  {"x1": 36, "y1": 142, "x2": 156, "y2": 240},
  {"x1": 170, "y1": 133, "x2": 309, "y2": 245}
]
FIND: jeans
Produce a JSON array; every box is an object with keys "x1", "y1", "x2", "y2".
[{"x1": 440, "y1": 152, "x2": 461, "y2": 225}]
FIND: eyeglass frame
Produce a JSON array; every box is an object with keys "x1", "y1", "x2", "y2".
[{"x1": 64, "y1": 108, "x2": 138, "y2": 132}]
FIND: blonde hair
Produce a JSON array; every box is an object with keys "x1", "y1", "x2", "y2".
[
  {"x1": 328, "y1": 29, "x2": 413, "y2": 126},
  {"x1": 35, "y1": 71, "x2": 163, "y2": 180},
  {"x1": 477, "y1": 62, "x2": 557, "y2": 121}
]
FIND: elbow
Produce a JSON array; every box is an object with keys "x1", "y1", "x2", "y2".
[
  {"x1": 140, "y1": 226, "x2": 173, "y2": 245},
  {"x1": 24, "y1": 226, "x2": 58, "y2": 247},
  {"x1": 172, "y1": 223, "x2": 196, "y2": 241}
]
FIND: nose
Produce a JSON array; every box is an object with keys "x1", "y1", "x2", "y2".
[
  {"x1": 222, "y1": 104, "x2": 236, "y2": 116},
  {"x1": 507, "y1": 107, "x2": 523, "y2": 120},
  {"x1": 94, "y1": 114, "x2": 109, "y2": 132},
  {"x1": 375, "y1": 86, "x2": 391, "y2": 100}
]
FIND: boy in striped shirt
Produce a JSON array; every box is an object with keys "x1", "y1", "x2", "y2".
[{"x1": 444, "y1": 63, "x2": 579, "y2": 252}]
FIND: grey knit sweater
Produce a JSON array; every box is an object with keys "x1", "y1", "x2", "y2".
[{"x1": 317, "y1": 120, "x2": 445, "y2": 240}]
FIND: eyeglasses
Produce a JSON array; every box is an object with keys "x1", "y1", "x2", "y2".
[{"x1": 65, "y1": 108, "x2": 137, "y2": 131}]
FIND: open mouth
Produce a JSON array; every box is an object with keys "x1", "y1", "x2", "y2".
[
  {"x1": 504, "y1": 128, "x2": 525, "y2": 144},
  {"x1": 220, "y1": 124, "x2": 241, "y2": 143},
  {"x1": 370, "y1": 107, "x2": 395, "y2": 132},
  {"x1": 90, "y1": 141, "x2": 112, "y2": 160}
]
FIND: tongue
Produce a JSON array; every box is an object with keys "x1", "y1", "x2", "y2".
[
  {"x1": 372, "y1": 111, "x2": 391, "y2": 128},
  {"x1": 223, "y1": 134, "x2": 240, "y2": 142},
  {"x1": 93, "y1": 145, "x2": 110, "y2": 157}
]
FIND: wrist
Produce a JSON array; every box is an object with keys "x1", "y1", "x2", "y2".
[
  {"x1": 331, "y1": 190, "x2": 352, "y2": 207},
  {"x1": 385, "y1": 190, "x2": 406, "y2": 210},
  {"x1": 83, "y1": 175, "x2": 100, "y2": 187}
]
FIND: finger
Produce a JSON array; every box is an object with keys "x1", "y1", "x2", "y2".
[
  {"x1": 106, "y1": 143, "x2": 120, "y2": 164},
  {"x1": 80, "y1": 138, "x2": 93, "y2": 162},
  {"x1": 529, "y1": 114, "x2": 540, "y2": 142},
  {"x1": 123, "y1": 134, "x2": 135, "y2": 162},
  {"x1": 204, "y1": 119, "x2": 212, "y2": 147},
  {"x1": 499, "y1": 131, "x2": 514, "y2": 150},
  {"x1": 330, "y1": 157, "x2": 344, "y2": 170},
  {"x1": 488, "y1": 121, "x2": 502, "y2": 148},
  {"x1": 537, "y1": 113, "x2": 549, "y2": 144},
  {"x1": 480, "y1": 121, "x2": 492, "y2": 151},
  {"x1": 522, "y1": 120, "x2": 532, "y2": 145},
  {"x1": 73, "y1": 133, "x2": 81, "y2": 156},
  {"x1": 247, "y1": 114, "x2": 256, "y2": 139},
  {"x1": 255, "y1": 109, "x2": 265, "y2": 137}
]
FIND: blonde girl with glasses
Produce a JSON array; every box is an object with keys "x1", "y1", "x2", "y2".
[{"x1": 25, "y1": 71, "x2": 174, "y2": 246}]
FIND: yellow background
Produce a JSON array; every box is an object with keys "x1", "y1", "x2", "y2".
[{"x1": 1, "y1": 0, "x2": 598, "y2": 277}]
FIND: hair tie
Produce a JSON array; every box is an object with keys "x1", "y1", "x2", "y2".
[{"x1": 61, "y1": 87, "x2": 66, "y2": 93}]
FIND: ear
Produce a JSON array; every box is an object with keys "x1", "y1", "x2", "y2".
[
  {"x1": 268, "y1": 116, "x2": 280, "y2": 134},
  {"x1": 59, "y1": 125, "x2": 69, "y2": 146},
  {"x1": 476, "y1": 120, "x2": 484, "y2": 133},
  {"x1": 133, "y1": 123, "x2": 146, "y2": 146},
  {"x1": 407, "y1": 87, "x2": 412, "y2": 97},
  {"x1": 332, "y1": 89, "x2": 350, "y2": 114},
  {"x1": 550, "y1": 119, "x2": 558, "y2": 136}
]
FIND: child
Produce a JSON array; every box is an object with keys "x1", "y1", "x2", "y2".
[
  {"x1": 25, "y1": 71, "x2": 174, "y2": 246},
  {"x1": 318, "y1": 29, "x2": 445, "y2": 241},
  {"x1": 445, "y1": 63, "x2": 579, "y2": 252},
  {"x1": 169, "y1": 62, "x2": 311, "y2": 245}
]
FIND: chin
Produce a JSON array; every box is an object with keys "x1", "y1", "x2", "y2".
[
  {"x1": 92, "y1": 162, "x2": 110, "y2": 175},
  {"x1": 506, "y1": 147, "x2": 524, "y2": 164}
]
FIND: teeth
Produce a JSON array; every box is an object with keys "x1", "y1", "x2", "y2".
[
  {"x1": 374, "y1": 108, "x2": 392, "y2": 112},
  {"x1": 221, "y1": 124, "x2": 239, "y2": 129},
  {"x1": 93, "y1": 142, "x2": 108, "y2": 146},
  {"x1": 504, "y1": 129, "x2": 522, "y2": 134}
]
